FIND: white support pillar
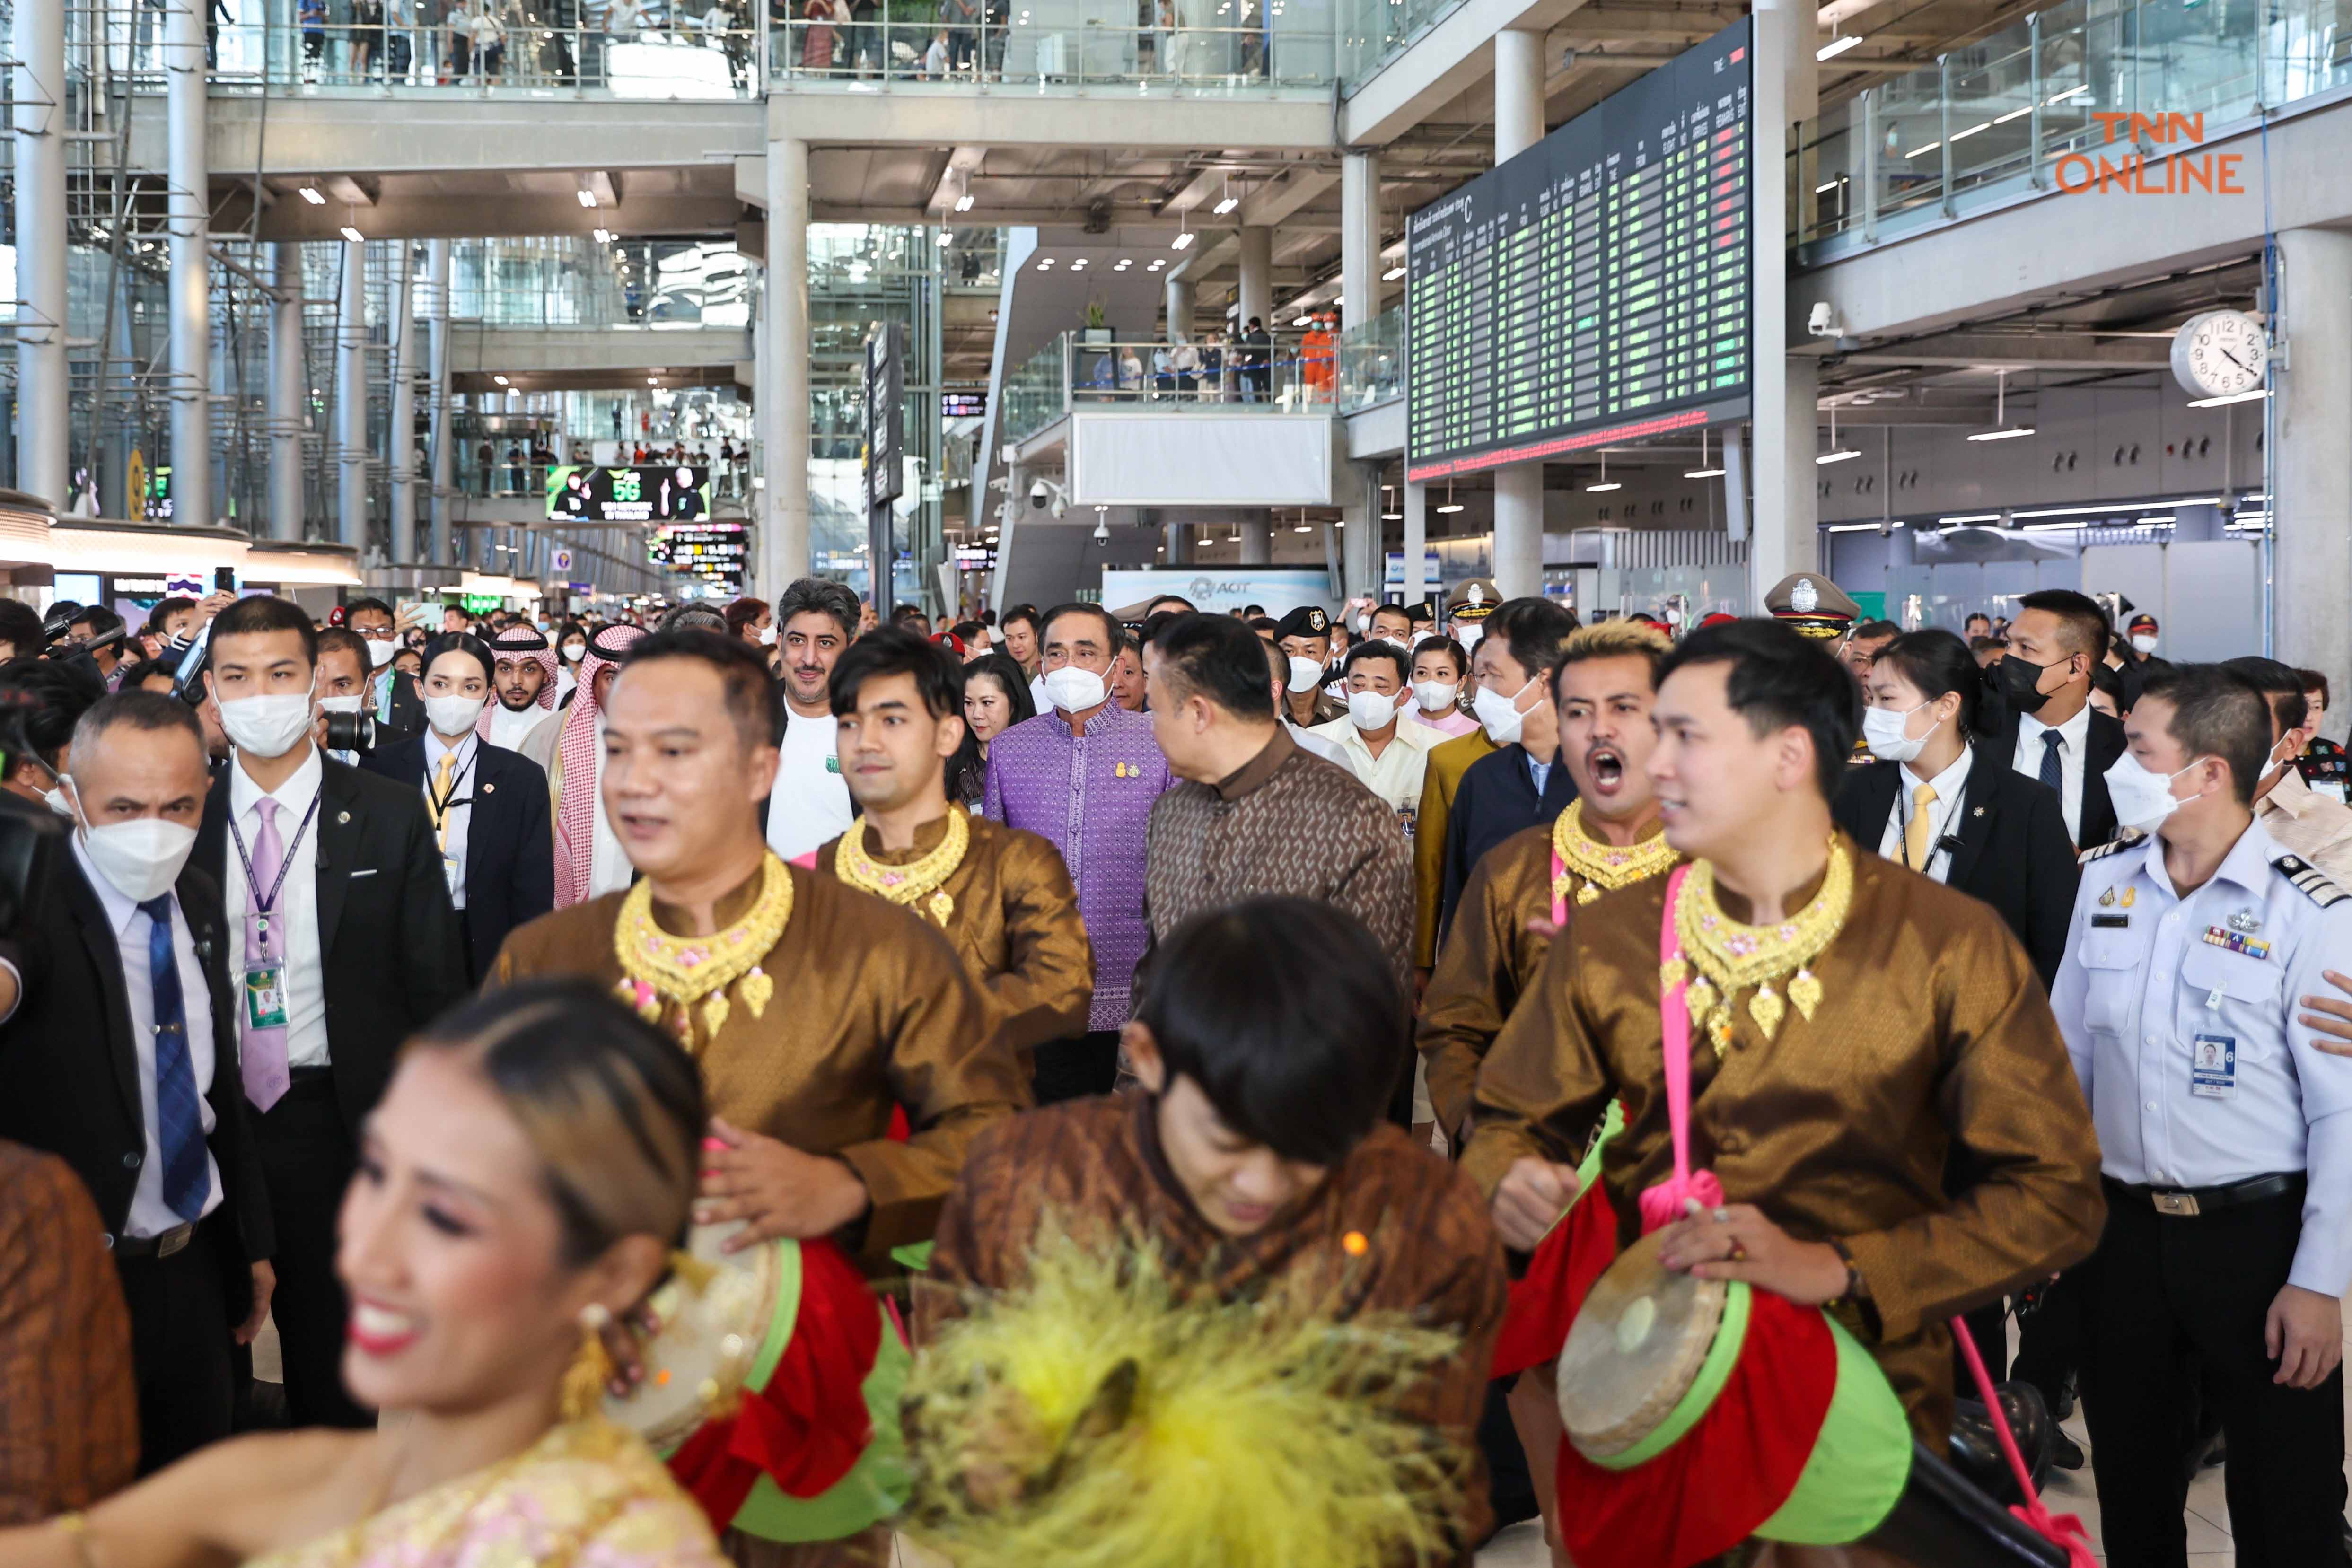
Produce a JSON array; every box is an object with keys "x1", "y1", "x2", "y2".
[
  {"x1": 1748, "y1": 354, "x2": 1820, "y2": 592},
  {"x1": 2275, "y1": 227, "x2": 2352, "y2": 720},
  {"x1": 762, "y1": 139, "x2": 813, "y2": 591},
  {"x1": 426, "y1": 240, "x2": 454, "y2": 565},
  {"x1": 389, "y1": 250, "x2": 420, "y2": 563},
  {"x1": 1165, "y1": 277, "x2": 1196, "y2": 341},
  {"x1": 1746, "y1": 0, "x2": 1820, "y2": 601},
  {"x1": 1163, "y1": 520, "x2": 1189, "y2": 566},
  {"x1": 1237, "y1": 227, "x2": 1273, "y2": 336},
  {"x1": 11, "y1": 0, "x2": 66, "y2": 508},
  {"x1": 335, "y1": 240, "x2": 369, "y2": 548},
  {"x1": 166, "y1": 0, "x2": 212, "y2": 524},
  {"x1": 268, "y1": 244, "x2": 306, "y2": 540},
  {"x1": 1494, "y1": 29, "x2": 1546, "y2": 160},
  {"x1": 1238, "y1": 515, "x2": 1273, "y2": 565},
  {"x1": 1489, "y1": 28, "x2": 1548, "y2": 600},
  {"x1": 1343, "y1": 461, "x2": 1383, "y2": 600},
  {"x1": 1402, "y1": 478, "x2": 1427, "y2": 609},
  {"x1": 1341, "y1": 150, "x2": 1382, "y2": 332}
]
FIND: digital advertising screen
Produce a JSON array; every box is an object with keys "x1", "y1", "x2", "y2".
[{"x1": 544, "y1": 465, "x2": 713, "y2": 525}]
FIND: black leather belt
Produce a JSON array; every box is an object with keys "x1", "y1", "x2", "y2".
[
  {"x1": 2106, "y1": 1171, "x2": 2304, "y2": 1218},
  {"x1": 111, "y1": 1221, "x2": 196, "y2": 1259}
]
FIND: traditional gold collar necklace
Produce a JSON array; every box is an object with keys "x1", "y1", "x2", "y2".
[
  {"x1": 614, "y1": 854, "x2": 791, "y2": 1048},
  {"x1": 832, "y1": 807, "x2": 969, "y2": 928},
  {"x1": 1550, "y1": 800, "x2": 1677, "y2": 907},
  {"x1": 1663, "y1": 838, "x2": 1854, "y2": 1057}
]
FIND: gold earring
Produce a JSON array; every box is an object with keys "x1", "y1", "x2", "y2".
[{"x1": 559, "y1": 1302, "x2": 615, "y2": 1422}]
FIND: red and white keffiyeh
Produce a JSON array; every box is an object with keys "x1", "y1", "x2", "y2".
[
  {"x1": 477, "y1": 625, "x2": 560, "y2": 742},
  {"x1": 554, "y1": 622, "x2": 647, "y2": 907}
]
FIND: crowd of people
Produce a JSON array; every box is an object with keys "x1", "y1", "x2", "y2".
[{"x1": 2, "y1": 570, "x2": 2350, "y2": 1568}]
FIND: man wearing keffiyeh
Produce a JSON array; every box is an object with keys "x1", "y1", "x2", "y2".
[
  {"x1": 480, "y1": 623, "x2": 560, "y2": 752},
  {"x1": 519, "y1": 621, "x2": 645, "y2": 905}
]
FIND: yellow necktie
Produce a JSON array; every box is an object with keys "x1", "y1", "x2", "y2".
[
  {"x1": 1904, "y1": 781, "x2": 1938, "y2": 868},
  {"x1": 430, "y1": 751, "x2": 457, "y2": 850}
]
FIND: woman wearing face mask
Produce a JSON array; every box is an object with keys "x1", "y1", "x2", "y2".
[
  {"x1": 359, "y1": 636, "x2": 556, "y2": 984},
  {"x1": 1831, "y1": 628, "x2": 2082, "y2": 1415},
  {"x1": 722, "y1": 596, "x2": 774, "y2": 649},
  {"x1": 3, "y1": 981, "x2": 728, "y2": 1568},
  {"x1": 1404, "y1": 635, "x2": 1479, "y2": 739},
  {"x1": 556, "y1": 619, "x2": 589, "y2": 704},
  {"x1": 0, "y1": 654, "x2": 105, "y2": 815}
]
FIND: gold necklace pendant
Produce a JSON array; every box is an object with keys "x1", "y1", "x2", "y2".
[
  {"x1": 1674, "y1": 838, "x2": 1854, "y2": 1055},
  {"x1": 834, "y1": 809, "x2": 971, "y2": 928},
  {"x1": 1550, "y1": 800, "x2": 1677, "y2": 914},
  {"x1": 612, "y1": 855, "x2": 795, "y2": 1052}
]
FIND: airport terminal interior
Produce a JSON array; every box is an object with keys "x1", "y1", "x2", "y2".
[{"x1": 9, "y1": 0, "x2": 2352, "y2": 1560}]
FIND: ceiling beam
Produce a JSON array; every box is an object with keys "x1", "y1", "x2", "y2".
[{"x1": 1833, "y1": 332, "x2": 2173, "y2": 370}]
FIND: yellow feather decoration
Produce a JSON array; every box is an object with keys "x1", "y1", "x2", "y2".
[{"x1": 901, "y1": 1223, "x2": 1471, "y2": 1568}]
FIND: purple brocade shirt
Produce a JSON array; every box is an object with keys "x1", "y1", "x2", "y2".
[{"x1": 984, "y1": 702, "x2": 1176, "y2": 1032}]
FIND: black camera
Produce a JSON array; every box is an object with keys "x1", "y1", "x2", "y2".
[{"x1": 322, "y1": 710, "x2": 378, "y2": 753}]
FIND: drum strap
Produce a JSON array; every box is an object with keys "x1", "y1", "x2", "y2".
[
  {"x1": 1950, "y1": 1313, "x2": 2097, "y2": 1566},
  {"x1": 1639, "y1": 865, "x2": 1726, "y2": 1234}
]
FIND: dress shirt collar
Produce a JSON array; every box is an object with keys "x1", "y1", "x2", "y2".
[
  {"x1": 1902, "y1": 744, "x2": 1974, "y2": 804},
  {"x1": 424, "y1": 728, "x2": 478, "y2": 771},
  {"x1": 858, "y1": 813, "x2": 952, "y2": 863},
  {"x1": 228, "y1": 740, "x2": 325, "y2": 821},
  {"x1": 2134, "y1": 814, "x2": 2277, "y2": 900},
  {"x1": 1214, "y1": 725, "x2": 1295, "y2": 802},
  {"x1": 2262, "y1": 764, "x2": 2322, "y2": 821},
  {"x1": 2019, "y1": 698, "x2": 2090, "y2": 753},
  {"x1": 72, "y1": 833, "x2": 171, "y2": 937}
]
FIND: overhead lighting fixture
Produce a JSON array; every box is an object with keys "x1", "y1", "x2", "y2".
[
  {"x1": 1435, "y1": 479, "x2": 1464, "y2": 515},
  {"x1": 1816, "y1": 405, "x2": 1860, "y2": 465},
  {"x1": 298, "y1": 186, "x2": 326, "y2": 205},
  {"x1": 1816, "y1": 30, "x2": 1863, "y2": 60},
  {"x1": 1213, "y1": 175, "x2": 1239, "y2": 215},
  {"x1": 2189, "y1": 387, "x2": 2270, "y2": 408},
  {"x1": 647, "y1": 377, "x2": 660, "y2": 386},
  {"x1": 578, "y1": 189, "x2": 598, "y2": 208},
  {"x1": 339, "y1": 226, "x2": 365, "y2": 243},
  {"x1": 2047, "y1": 84, "x2": 2089, "y2": 103},
  {"x1": 1292, "y1": 314, "x2": 1313, "y2": 327},
  {"x1": 492, "y1": 374, "x2": 510, "y2": 386},
  {"x1": 1071, "y1": 258, "x2": 1088, "y2": 270},
  {"x1": 1685, "y1": 429, "x2": 1725, "y2": 479},
  {"x1": 1382, "y1": 264, "x2": 1406, "y2": 280},
  {"x1": 1381, "y1": 511, "x2": 1402, "y2": 520},
  {"x1": 1967, "y1": 368, "x2": 2037, "y2": 441},
  {"x1": 1147, "y1": 259, "x2": 1166, "y2": 271},
  {"x1": 1585, "y1": 452, "x2": 1620, "y2": 492},
  {"x1": 1937, "y1": 512, "x2": 2003, "y2": 524},
  {"x1": 591, "y1": 227, "x2": 611, "y2": 243},
  {"x1": 954, "y1": 193, "x2": 975, "y2": 212},
  {"x1": 1172, "y1": 231, "x2": 1195, "y2": 250}
]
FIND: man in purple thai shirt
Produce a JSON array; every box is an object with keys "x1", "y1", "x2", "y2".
[{"x1": 984, "y1": 602, "x2": 1175, "y2": 1103}]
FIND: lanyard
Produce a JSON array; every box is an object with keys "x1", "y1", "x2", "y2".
[
  {"x1": 426, "y1": 748, "x2": 477, "y2": 847},
  {"x1": 227, "y1": 787, "x2": 323, "y2": 921}
]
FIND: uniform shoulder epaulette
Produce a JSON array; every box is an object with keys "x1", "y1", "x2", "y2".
[
  {"x1": 2273, "y1": 853, "x2": 2352, "y2": 908},
  {"x1": 2078, "y1": 829, "x2": 2144, "y2": 865}
]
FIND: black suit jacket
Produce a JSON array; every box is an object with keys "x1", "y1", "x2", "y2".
[
  {"x1": 0, "y1": 850, "x2": 272, "y2": 1313},
  {"x1": 1438, "y1": 742, "x2": 1578, "y2": 945},
  {"x1": 360, "y1": 736, "x2": 554, "y2": 983},
  {"x1": 1834, "y1": 754, "x2": 2080, "y2": 988},
  {"x1": 1992, "y1": 701, "x2": 2127, "y2": 849},
  {"x1": 196, "y1": 751, "x2": 469, "y2": 1133}
]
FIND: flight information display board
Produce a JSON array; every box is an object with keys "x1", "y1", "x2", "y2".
[{"x1": 1406, "y1": 18, "x2": 1752, "y2": 481}]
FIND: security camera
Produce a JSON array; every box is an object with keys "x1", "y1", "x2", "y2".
[
  {"x1": 1050, "y1": 493, "x2": 1070, "y2": 520},
  {"x1": 1808, "y1": 302, "x2": 1840, "y2": 338},
  {"x1": 1091, "y1": 518, "x2": 1109, "y2": 541},
  {"x1": 1029, "y1": 478, "x2": 1050, "y2": 508}
]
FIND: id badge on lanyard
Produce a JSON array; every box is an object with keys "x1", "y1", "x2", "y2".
[{"x1": 244, "y1": 957, "x2": 290, "y2": 1030}]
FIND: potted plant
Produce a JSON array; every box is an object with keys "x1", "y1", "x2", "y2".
[{"x1": 1080, "y1": 298, "x2": 1112, "y2": 346}]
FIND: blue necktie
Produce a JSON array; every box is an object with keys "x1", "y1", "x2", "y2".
[
  {"x1": 2038, "y1": 729, "x2": 2064, "y2": 793},
  {"x1": 140, "y1": 894, "x2": 211, "y2": 1224}
]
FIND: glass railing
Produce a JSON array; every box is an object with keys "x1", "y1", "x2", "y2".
[
  {"x1": 1793, "y1": 0, "x2": 2352, "y2": 255},
  {"x1": 450, "y1": 453, "x2": 756, "y2": 500},
  {"x1": 1336, "y1": 303, "x2": 1402, "y2": 412},
  {"x1": 764, "y1": 17, "x2": 1334, "y2": 89},
  {"x1": 1000, "y1": 331, "x2": 1333, "y2": 445},
  {"x1": 1335, "y1": 0, "x2": 1461, "y2": 89}
]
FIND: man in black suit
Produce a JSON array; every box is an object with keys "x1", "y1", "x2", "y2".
[
  {"x1": 0, "y1": 691, "x2": 275, "y2": 1472},
  {"x1": 194, "y1": 596, "x2": 466, "y2": 1429},
  {"x1": 344, "y1": 597, "x2": 425, "y2": 741},
  {"x1": 361, "y1": 634, "x2": 554, "y2": 984},
  {"x1": 1436, "y1": 597, "x2": 1578, "y2": 942},
  {"x1": 1992, "y1": 588, "x2": 2128, "y2": 850}
]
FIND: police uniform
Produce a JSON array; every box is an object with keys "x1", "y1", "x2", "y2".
[
  {"x1": 1273, "y1": 604, "x2": 1346, "y2": 727},
  {"x1": 2049, "y1": 819, "x2": 2352, "y2": 1566},
  {"x1": 1763, "y1": 572, "x2": 1877, "y2": 768}
]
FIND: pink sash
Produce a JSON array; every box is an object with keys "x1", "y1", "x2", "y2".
[{"x1": 1638, "y1": 865, "x2": 1725, "y2": 1233}]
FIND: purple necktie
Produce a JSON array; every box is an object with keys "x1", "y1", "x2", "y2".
[{"x1": 240, "y1": 797, "x2": 291, "y2": 1112}]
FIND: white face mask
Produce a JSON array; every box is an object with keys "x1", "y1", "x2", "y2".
[
  {"x1": 1346, "y1": 689, "x2": 1402, "y2": 732},
  {"x1": 1862, "y1": 700, "x2": 1937, "y2": 764},
  {"x1": 72, "y1": 792, "x2": 200, "y2": 903},
  {"x1": 2130, "y1": 633, "x2": 2159, "y2": 655},
  {"x1": 363, "y1": 637, "x2": 397, "y2": 667},
  {"x1": 758, "y1": 624, "x2": 778, "y2": 647},
  {"x1": 1285, "y1": 655, "x2": 1324, "y2": 694},
  {"x1": 42, "y1": 786, "x2": 72, "y2": 819},
  {"x1": 219, "y1": 692, "x2": 317, "y2": 758},
  {"x1": 1040, "y1": 665, "x2": 1107, "y2": 714},
  {"x1": 1471, "y1": 676, "x2": 1535, "y2": 745},
  {"x1": 423, "y1": 692, "x2": 488, "y2": 737},
  {"x1": 318, "y1": 694, "x2": 367, "y2": 715},
  {"x1": 1455, "y1": 622, "x2": 1485, "y2": 656},
  {"x1": 2104, "y1": 752, "x2": 2211, "y2": 834},
  {"x1": 1413, "y1": 680, "x2": 1459, "y2": 713}
]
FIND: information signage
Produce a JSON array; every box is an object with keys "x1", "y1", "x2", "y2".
[
  {"x1": 1406, "y1": 19, "x2": 1753, "y2": 480},
  {"x1": 650, "y1": 523, "x2": 746, "y2": 594},
  {"x1": 545, "y1": 465, "x2": 713, "y2": 525}
]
